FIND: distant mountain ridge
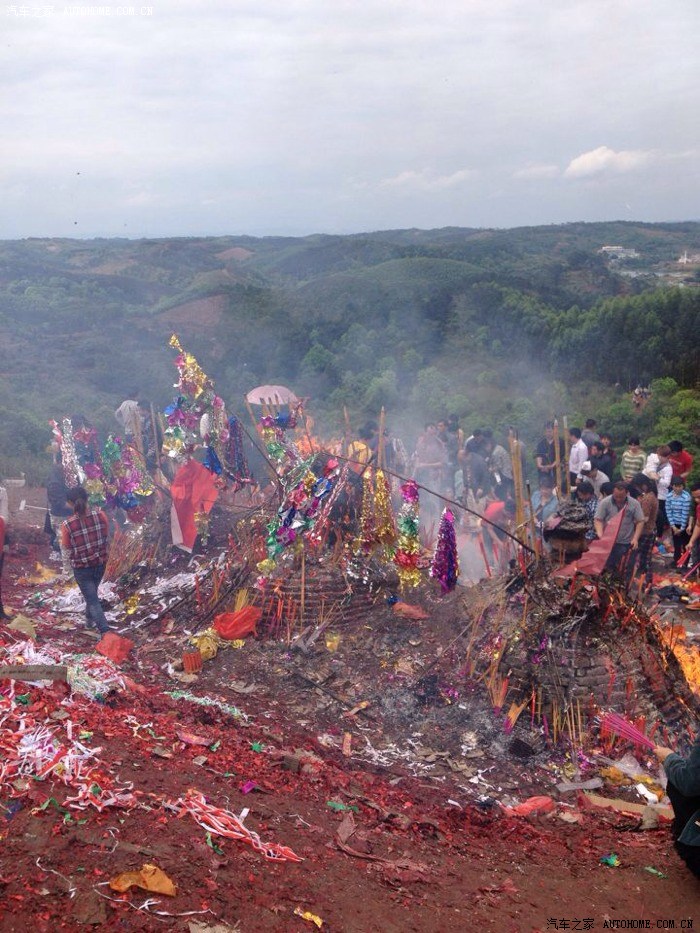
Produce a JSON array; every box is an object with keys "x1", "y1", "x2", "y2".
[{"x1": 1, "y1": 221, "x2": 699, "y2": 480}]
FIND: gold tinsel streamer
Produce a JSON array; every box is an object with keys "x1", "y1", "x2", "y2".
[
  {"x1": 355, "y1": 468, "x2": 377, "y2": 554},
  {"x1": 374, "y1": 469, "x2": 397, "y2": 554},
  {"x1": 194, "y1": 510, "x2": 210, "y2": 544}
]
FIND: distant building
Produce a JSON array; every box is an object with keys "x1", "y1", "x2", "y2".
[
  {"x1": 599, "y1": 245, "x2": 640, "y2": 260},
  {"x1": 678, "y1": 251, "x2": 700, "y2": 264}
]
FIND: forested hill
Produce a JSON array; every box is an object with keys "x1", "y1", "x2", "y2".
[{"x1": 1, "y1": 221, "x2": 700, "y2": 480}]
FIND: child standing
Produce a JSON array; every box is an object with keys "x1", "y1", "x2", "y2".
[{"x1": 666, "y1": 476, "x2": 693, "y2": 567}]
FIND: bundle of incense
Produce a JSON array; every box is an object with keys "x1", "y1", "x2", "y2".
[{"x1": 600, "y1": 712, "x2": 655, "y2": 750}]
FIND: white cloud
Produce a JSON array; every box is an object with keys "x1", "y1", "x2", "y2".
[
  {"x1": 513, "y1": 163, "x2": 560, "y2": 180},
  {"x1": 376, "y1": 168, "x2": 476, "y2": 192},
  {"x1": 564, "y1": 146, "x2": 653, "y2": 179}
]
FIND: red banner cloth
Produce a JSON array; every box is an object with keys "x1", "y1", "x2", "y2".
[
  {"x1": 170, "y1": 460, "x2": 219, "y2": 552},
  {"x1": 556, "y1": 507, "x2": 626, "y2": 579}
]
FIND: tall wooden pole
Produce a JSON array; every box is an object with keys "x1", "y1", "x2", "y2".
[
  {"x1": 563, "y1": 415, "x2": 571, "y2": 495},
  {"x1": 342, "y1": 406, "x2": 351, "y2": 457},
  {"x1": 509, "y1": 429, "x2": 526, "y2": 545},
  {"x1": 553, "y1": 419, "x2": 562, "y2": 495},
  {"x1": 525, "y1": 480, "x2": 540, "y2": 558},
  {"x1": 243, "y1": 397, "x2": 259, "y2": 432},
  {"x1": 377, "y1": 408, "x2": 386, "y2": 471}
]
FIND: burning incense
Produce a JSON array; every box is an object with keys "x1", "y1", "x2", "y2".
[{"x1": 599, "y1": 712, "x2": 655, "y2": 750}]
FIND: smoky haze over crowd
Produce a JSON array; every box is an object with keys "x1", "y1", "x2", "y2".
[{"x1": 2, "y1": 0, "x2": 699, "y2": 239}]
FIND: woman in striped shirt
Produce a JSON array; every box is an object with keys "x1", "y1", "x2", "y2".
[{"x1": 620, "y1": 436, "x2": 646, "y2": 483}]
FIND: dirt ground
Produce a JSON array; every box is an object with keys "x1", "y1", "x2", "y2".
[{"x1": 1, "y1": 503, "x2": 700, "y2": 932}]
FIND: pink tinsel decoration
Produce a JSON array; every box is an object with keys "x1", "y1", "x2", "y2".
[
  {"x1": 399, "y1": 479, "x2": 419, "y2": 503},
  {"x1": 430, "y1": 508, "x2": 459, "y2": 593}
]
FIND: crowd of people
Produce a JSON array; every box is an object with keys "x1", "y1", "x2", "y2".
[{"x1": 399, "y1": 415, "x2": 698, "y2": 585}]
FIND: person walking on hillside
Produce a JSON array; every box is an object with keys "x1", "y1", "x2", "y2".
[
  {"x1": 620, "y1": 436, "x2": 646, "y2": 483},
  {"x1": 61, "y1": 487, "x2": 112, "y2": 635}
]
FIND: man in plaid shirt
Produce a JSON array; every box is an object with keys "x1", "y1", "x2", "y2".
[{"x1": 61, "y1": 487, "x2": 111, "y2": 634}]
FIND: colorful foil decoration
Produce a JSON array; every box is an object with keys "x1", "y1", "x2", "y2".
[
  {"x1": 165, "y1": 335, "x2": 228, "y2": 463},
  {"x1": 73, "y1": 424, "x2": 101, "y2": 467},
  {"x1": 394, "y1": 480, "x2": 421, "y2": 588},
  {"x1": 430, "y1": 508, "x2": 460, "y2": 593},
  {"x1": 169, "y1": 334, "x2": 208, "y2": 399},
  {"x1": 307, "y1": 464, "x2": 350, "y2": 549},
  {"x1": 255, "y1": 405, "x2": 340, "y2": 581}
]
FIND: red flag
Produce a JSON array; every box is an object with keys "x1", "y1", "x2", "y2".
[
  {"x1": 170, "y1": 460, "x2": 219, "y2": 552},
  {"x1": 556, "y1": 507, "x2": 626, "y2": 579}
]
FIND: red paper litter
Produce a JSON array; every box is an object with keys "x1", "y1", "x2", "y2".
[
  {"x1": 213, "y1": 606, "x2": 261, "y2": 640},
  {"x1": 95, "y1": 632, "x2": 135, "y2": 664}
]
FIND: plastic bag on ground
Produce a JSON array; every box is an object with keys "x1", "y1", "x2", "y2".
[
  {"x1": 503, "y1": 795, "x2": 555, "y2": 817},
  {"x1": 109, "y1": 863, "x2": 177, "y2": 896}
]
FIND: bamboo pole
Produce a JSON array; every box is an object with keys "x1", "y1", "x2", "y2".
[
  {"x1": 525, "y1": 481, "x2": 540, "y2": 558},
  {"x1": 149, "y1": 403, "x2": 167, "y2": 486},
  {"x1": 302, "y1": 408, "x2": 315, "y2": 456},
  {"x1": 131, "y1": 404, "x2": 144, "y2": 458},
  {"x1": 509, "y1": 429, "x2": 525, "y2": 545},
  {"x1": 149, "y1": 403, "x2": 161, "y2": 457},
  {"x1": 553, "y1": 419, "x2": 562, "y2": 495},
  {"x1": 243, "y1": 397, "x2": 259, "y2": 432},
  {"x1": 563, "y1": 415, "x2": 571, "y2": 495},
  {"x1": 576, "y1": 698, "x2": 583, "y2": 745},
  {"x1": 342, "y1": 406, "x2": 351, "y2": 458},
  {"x1": 377, "y1": 407, "x2": 386, "y2": 471}
]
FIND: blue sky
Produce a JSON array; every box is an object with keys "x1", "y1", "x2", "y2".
[{"x1": 2, "y1": 0, "x2": 698, "y2": 238}]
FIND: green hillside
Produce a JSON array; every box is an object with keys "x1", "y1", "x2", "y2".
[{"x1": 1, "y1": 222, "x2": 699, "y2": 482}]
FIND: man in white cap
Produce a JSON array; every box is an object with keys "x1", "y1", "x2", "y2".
[{"x1": 580, "y1": 460, "x2": 609, "y2": 499}]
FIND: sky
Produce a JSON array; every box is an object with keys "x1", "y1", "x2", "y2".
[{"x1": 2, "y1": 0, "x2": 699, "y2": 239}]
